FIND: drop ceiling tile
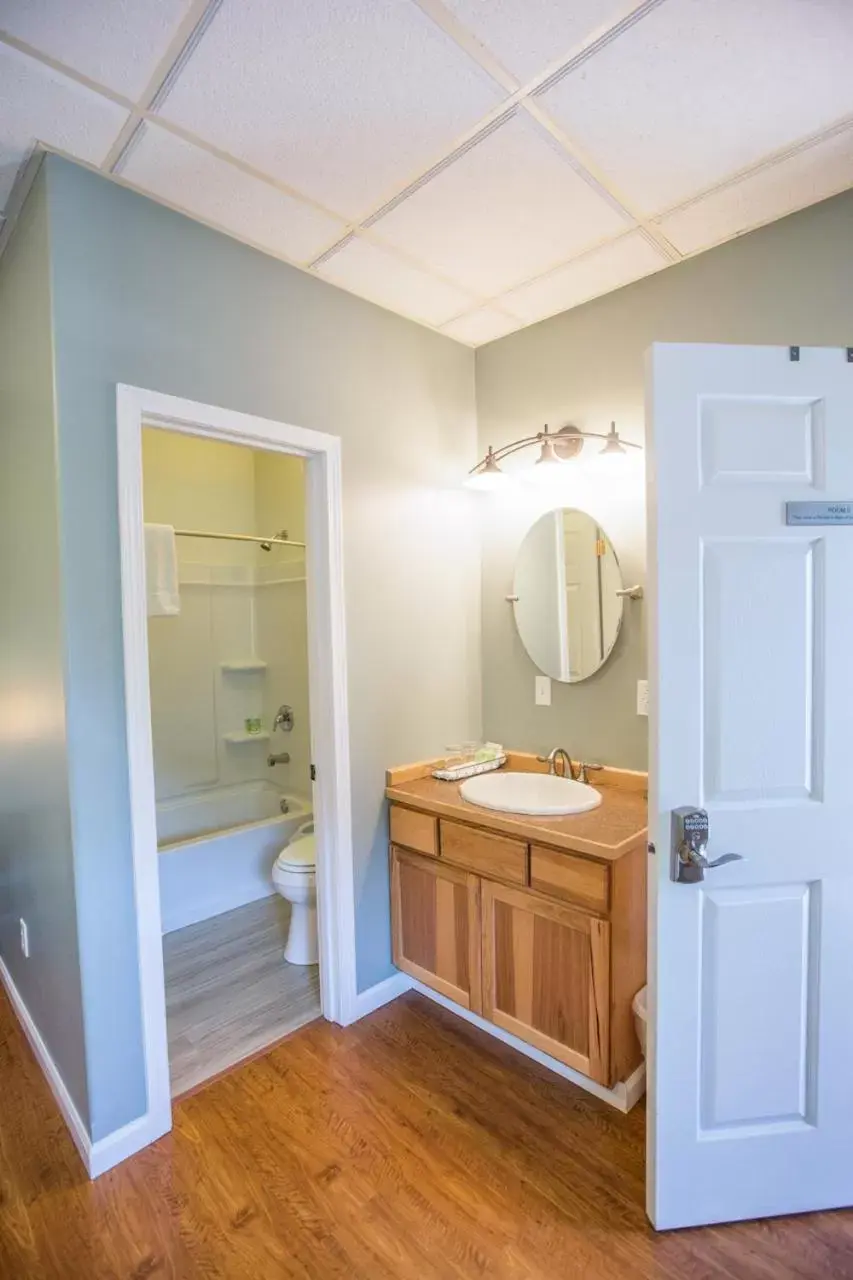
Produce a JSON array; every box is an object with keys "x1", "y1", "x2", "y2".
[
  {"x1": 539, "y1": 0, "x2": 853, "y2": 215},
  {"x1": 0, "y1": 44, "x2": 129, "y2": 206},
  {"x1": 0, "y1": 0, "x2": 194, "y2": 99},
  {"x1": 440, "y1": 0, "x2": 637, "y2": 82},
  {"x1": 315, "y1": 237, "x2": 475, "y2": 327},
  {"x1": 440, "y1": 307, "x2": 521, "y2": 345},
  {"x1": 371, "y1": 113, "x2": 630, "y2": 297},
  {"x1": 659, "y1": 130, "x2": 853, "y2": 256},
  {"x1": 120, "y1": 123, "x2": 345, "y2": 264},
  {"x1": 155, "y1": 0, "x2": 506, "y2": 221},
  {"x1": 503, "y1": 231, "x2": 667, "y2": 323}
]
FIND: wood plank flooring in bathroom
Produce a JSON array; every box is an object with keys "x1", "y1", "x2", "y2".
[
  {"x1": 3, "y1": 989, "x2": 853, "y2": 1280},
  {"x1": 163, "y1": 896, "x2": 320, "y2": 1096}
]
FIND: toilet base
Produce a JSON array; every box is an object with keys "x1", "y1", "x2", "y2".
[{"x1": 284, "y1": 902, "x2": 318, "y2": 966}]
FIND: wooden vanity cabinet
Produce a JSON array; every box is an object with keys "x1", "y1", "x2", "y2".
[
  {"x1": 481, "y1": 881, "x2": 610, "y2": 1082},
  {"x1": 390, "y1": 845, "x2": 482, "y2": 1013},
  {"x1": 389, "y1": 800, "x2": 646, "y2": 1089}
]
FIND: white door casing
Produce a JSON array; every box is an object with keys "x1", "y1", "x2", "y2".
[
  {"x1": 114, "y1": 386, "x2": 359, "y2": 1179},
  {"x1": 561, "y1": 509, "x2": 602, "y2": 679},
  {"x1": 647, "y1": 344, "x2": 853, "y2": 1229}
]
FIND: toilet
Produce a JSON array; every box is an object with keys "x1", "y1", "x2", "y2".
[
  {"x1": 632, "y1": 985, "x2": 647, "y2": 1057},
  {"x1": 272, "y1": 822, "x2": 318, "y2": 965}
]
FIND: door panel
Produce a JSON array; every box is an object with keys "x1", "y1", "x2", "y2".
[
  {"x1": 699, "y1": 395, "x2": 821, "y2": 486},
  {"x1": 702, "y1": 538, "x2": 822, "y2": 803},
  {"x1": 390, "y1": 846, "x2": 481, "y2": 1012},
  {"x1": 482, "y1": 881, "x2": 610, "y2": 1083},
  {"x1": 648, "y1": 343, "x2": 853, "y2": 1229},
  {"x1": 699, "y1": 884, "x2": 817, "y2": 1134}
]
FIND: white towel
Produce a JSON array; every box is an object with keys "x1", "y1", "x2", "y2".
[{"x1": 145, "y1": 524, "x2": 180, "y2": 616}]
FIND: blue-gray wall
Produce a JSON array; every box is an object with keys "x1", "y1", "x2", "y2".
[
  {"x1": 43, "y1": 155, "x2": 480, "y2": 1136},
  {"x1": 0, "y1": 172, "x2": 90, "y2": 1128},
  {"x1": 475, "y1": 188, "x2": 853, "y2": 771}
]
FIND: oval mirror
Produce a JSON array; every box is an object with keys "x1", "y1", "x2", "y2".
[{"x1": 512, "y1": 508, "x2": 624, "y2": 683}]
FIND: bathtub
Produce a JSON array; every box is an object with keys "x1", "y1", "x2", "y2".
[{"x1": 157, "y1": 781, "x2": 312, "y2": 934}]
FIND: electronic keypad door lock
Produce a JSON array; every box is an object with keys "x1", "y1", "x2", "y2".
[{"x1": 671, "y1": 807, "x2": 744, "y2": 883}]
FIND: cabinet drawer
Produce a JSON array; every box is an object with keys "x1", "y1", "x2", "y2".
[
  {"x1": 440, "y1": 820, "x2": 527, "y2": 885},
  {"x1": 389, "y1": 805, "x2": 438, "y2": 857},
  {"x1": 529, "y1": 845, "x2": 610, "y2": 914}
]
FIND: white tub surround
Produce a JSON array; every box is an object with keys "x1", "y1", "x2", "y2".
[{"x1": 157, "y1": 781, "x2": 311, "y2": 933}]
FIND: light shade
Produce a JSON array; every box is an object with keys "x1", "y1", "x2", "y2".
[
  {"x1": 465, "y1": 453, "x2": 508, "y2": 491},
  {"x1": 520, "y1": 436, "x2": 565, "y2": 487},
  {"x1": 599, "y1": 422, "x2": 627, "y2": 456}
]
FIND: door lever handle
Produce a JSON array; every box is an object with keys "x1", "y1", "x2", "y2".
[{"x1": 685, "y1": 849, "x2": 744, "y2": 871}]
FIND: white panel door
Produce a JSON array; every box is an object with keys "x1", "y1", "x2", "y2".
[{"x1": 647, "y1": 343, "x2": 853, "y2": 1229}]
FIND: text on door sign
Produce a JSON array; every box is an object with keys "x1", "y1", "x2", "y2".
[{"x1": 786, "y1": 501, "x2": 853, "y2": 526}]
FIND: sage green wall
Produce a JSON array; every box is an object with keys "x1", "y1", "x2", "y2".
[
  {"x1": 0, "y1": 174, "x2": 89, "y2": 1127},
  {"x1": 43, "y1": 155, "x2": 479, "y2": 1137},
  {"x1": 475, "y1": 190, "x2": 853, "y2": 770}
]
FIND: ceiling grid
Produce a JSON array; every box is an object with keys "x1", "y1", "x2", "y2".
[{"x1": 0, "y1": 0, "x2": 851, "y2": 344}]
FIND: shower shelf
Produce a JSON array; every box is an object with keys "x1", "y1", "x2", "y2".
[
  {"x1": 223, "y1": 730, "x2": 271, "y2": 744},
  {"x1": 221, "y1": 660, "x2": 268, "y2": 673}
]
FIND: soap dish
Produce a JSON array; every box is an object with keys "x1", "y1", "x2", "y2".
[{"x1": 432, "y1": 755, "x2": 506, "y2": 783}]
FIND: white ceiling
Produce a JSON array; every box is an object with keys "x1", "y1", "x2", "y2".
[{"x1": 1, "y1": 0, "x2": 852, "y2": 346}]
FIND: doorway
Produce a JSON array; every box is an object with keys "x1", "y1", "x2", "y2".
[
  {"x1": 142, "y1": 428, "x2": 319, "y2": 1094},
  {"x1": 116, "y1": 386, "x2": 358, "y2": 1159}
]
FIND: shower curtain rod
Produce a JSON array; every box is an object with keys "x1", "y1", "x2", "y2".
[{"x1": 174, "y1": 529, "x2": 306, "y2": 548}]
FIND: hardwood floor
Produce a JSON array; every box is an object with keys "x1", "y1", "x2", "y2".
[
  {"x1": 164, "y1": 896, "x2": 321, "y2": 1096},
  {"x1": 2, "y1": 987, "x2": 852, "y2": 1279}
]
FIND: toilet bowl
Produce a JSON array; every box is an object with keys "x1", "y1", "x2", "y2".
[
  {"x1": 632, "y1": 985, "x2": 647, "y2": 1057},
  {"x1": 272, "y1": 827, "x2": 317, "y2": 965}
]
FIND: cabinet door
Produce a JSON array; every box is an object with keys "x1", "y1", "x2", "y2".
[
  {"x1": 390, "y1": 846, "x2": 482, "y2": 1013},
  {"x1": 482, "y1": 881, "x2": 610, "y2": 1084}
]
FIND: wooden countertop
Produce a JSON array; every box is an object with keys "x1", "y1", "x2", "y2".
[{"x1": 385, "y1": 766, "x2": 648, "y2": 863}]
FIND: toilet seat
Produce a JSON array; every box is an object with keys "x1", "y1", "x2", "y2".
[{"x1": 274, "y1": 832, "x2": 316, "y2": 874}]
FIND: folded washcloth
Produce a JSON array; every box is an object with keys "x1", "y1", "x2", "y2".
[{"x1": 145, "y1": 523, "x2": 180, "y2": 616}]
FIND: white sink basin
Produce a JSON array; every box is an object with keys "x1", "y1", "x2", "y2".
[{"x1": 459, "y1": 771, "x2": 602, "y2": 817}]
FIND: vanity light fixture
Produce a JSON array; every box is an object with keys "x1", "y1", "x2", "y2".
[{"x1": 465, "y1": 422, "x2": 641, "y2": 489}]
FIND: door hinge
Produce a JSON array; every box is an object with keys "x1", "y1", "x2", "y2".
[{"x1": 310, "y1": 764, "x2": 317, "y2": 782}]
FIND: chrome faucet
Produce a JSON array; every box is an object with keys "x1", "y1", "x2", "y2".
[
  {"x1": 536, "y1": 748, "x2": 604, "y2": 784},
  {"x1": 538, "y1": 746, "x2": 575, "y2": 779}
]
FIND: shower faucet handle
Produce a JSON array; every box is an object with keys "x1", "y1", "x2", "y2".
[{"x1": 273, "y1": 704, "x2": 294, "y2": 732}]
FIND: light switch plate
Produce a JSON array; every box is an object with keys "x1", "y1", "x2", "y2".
[
  {"x1": 637, "y1": 679, "x2": 649, "y2": 717},
  {"x1": 535, "y1": 675, "x2": 551, "y2": 706}
]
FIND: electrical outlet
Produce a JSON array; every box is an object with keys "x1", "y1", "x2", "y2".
[
  {"x1": 535, "y1": 675, "x2": 551, "y2": 707},
  {"x1": 636, "y1": 679, "x2": 649, "y2": 717},
  {"x1": 19, "y1": 918, "x2": 29, "y2": 959}
]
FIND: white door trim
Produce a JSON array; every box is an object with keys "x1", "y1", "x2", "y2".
[{"x1": 115, "y1": 385, "x2": 358, "y2": 1172}]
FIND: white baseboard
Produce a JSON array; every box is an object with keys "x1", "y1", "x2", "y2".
[
  {"x1": 0, "y1": 955, "x2": 171, "y2": 1179},
  {"x1": 410, "y1": 979, "x2": 646, "y2": 1114},
  {"x1": 89, "y1": 1108, "x2": 171, "y2": 1178},
  {"x1": 621, "y1": 1061, "x2": 647, "y2": 1112},
  {"x1": 0, "y1": 955, "x2": 91, "y2": 1172},
  {"x1": 349, "y1": 971, "x2": 413, "y2": 1022}
]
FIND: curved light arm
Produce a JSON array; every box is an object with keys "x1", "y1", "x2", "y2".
[{"x1": 468, "y1": 424, "x2": 641, "y2": 477}]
